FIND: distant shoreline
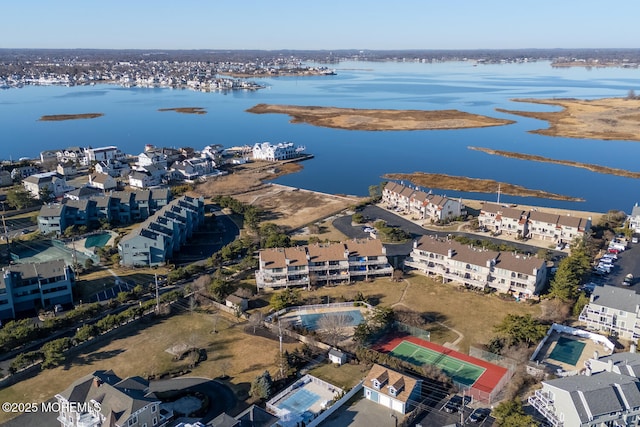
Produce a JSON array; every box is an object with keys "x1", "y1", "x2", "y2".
[
  {"x1": 247, "y1": 104, "x2": 514, "y2": 131},
  {"x1": 497, "y1": 97, "x2": 640, "y2": 141},
  {"x1": 383, "y1": 172, "x2": 584, "y2": 202},
  {"x1": 469, "y1": 146, "x2": 640, "y2": 179},
  {"x1": 38, "y1": 113, "x2": 104, "y2": 122},
  {"x1": 158, "y1": 107, "x2": 207, "y2": 115}
]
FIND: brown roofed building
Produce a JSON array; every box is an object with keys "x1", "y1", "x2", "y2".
[
  {"x1": 405, "y1": 235, "x2": 547, "y2": 299},
  {"x1": 363, "y1": 364, "x2": 422, "y2": 414},
  {"x1": 527, "y1": 211, "x2": 561, "y2": 241},
  {"x1": 383, "y1": 182, "x2": 464, "y2": 222},
  {"x1": 256, "y1": 239, "x2": 392, "y2": 290}
]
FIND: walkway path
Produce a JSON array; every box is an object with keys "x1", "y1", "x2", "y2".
[{"x1": 390, "y1": 278, "x2": 465, "y2": 351}]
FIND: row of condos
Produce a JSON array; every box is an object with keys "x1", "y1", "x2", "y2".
[
  {"x1": 579, "y1": 285, "x2": 640, "y2": 341},
  {"x1": 38, "y1": 189, "x2": 172, "y2": 235},
  {"x1": 118, "y1": 195, "x2": 205, "y2": 267},
  {"x1": 252, "y1": 141, "x2": 301, "y2": 161},
  {"x1": 0, "y1": 260, "x2": 74, "y2": 321},
  {"x1": 382, "y1": 182, "x2": 465, "y2": 222},
  {"x1": 256, "y1": 239, "x2": 393, "y2": 290},
  {"x1": 478, "y1": 203, "x2": 592, "y2": 243},
  {"x1": 404, "y1": 235, "x2": 547, "y2": 299}
]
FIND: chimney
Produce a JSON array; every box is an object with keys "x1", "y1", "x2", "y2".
[
  {"x1": 413, "y1": 240, "x2": 418, "y2": 249},
  {"x1": 593, "y1": 350, "x2": 599, "y2": 360},
  {"x1": 607, "y1": 359, "x2": 614, "y2": 372},
  {"x1": 447, "y1": 249, "x2": 454, "y2": 258},
  {"x1": 93, "y1": 377, "x2": 103, "y2": 388}
]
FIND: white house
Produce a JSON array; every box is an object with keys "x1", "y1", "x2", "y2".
[
  {"x1": 363, "y1": 364, "x2": 422, "y2": 414},
  {"x1": 88, "y1": 173, "x2": 118, "y2": 191},
  {"x1": 252, "y1": 142, "x2": 301, "y2": 161},
  {"x1": 328, "y1": 348, "x2": 347, "y2": 365},
  {"x1": 85, "y1": 146, "x2": 125, "y2": 163},
  {"x1": 22, "y1": 172, "x2": 74, "y2": 199}
]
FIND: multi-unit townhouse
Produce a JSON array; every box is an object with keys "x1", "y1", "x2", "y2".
[
  {"x1": 252, "y1": 142, "x2": 300, "y2": 161},
  {"x1": 22, "y1": 171, "x2": 74, "y2": 199},
  {"x1": 118, "y1": 195, "x2": 205, "y2": 266},
  {"x1": 579, "y1": 285, "x2": 640, "y2": 341},
  {"x1": 0, "y1": 171, "x2": 13, "y2": 187},
  {"x1": 85, "y1": 146, "x2": 126, "y2": 163},
  {"x1": 56, "y1": 146, "x2": 87, "y2": 166},
  {"x1": 37, "y1": 189, "x2": 172, "y2": 235},
  {"x1": 382, "y1": 182, "x2": 465, "y2": 223},
  {"x1": 529, "y1": 351, "x2": 640, "y2": 427},
  {"x1": 55, "y1": 370, "x2": 168, "y2": 427},
  {"x1": 0, "y1": 260, "x2": 75, "y2": 320},
  {"x1": 256, "y1": 239, "x2": 393, "y2": 290},
  {"x1": 363, "y1": 364, "x2": 422, "y2": 414},
  {"x1": 478, "y1": 203, "x2": 529, "y2": 237},
  {"x1": 10, "y1": 165, "x2": 39, "y2": 180},
  {"x1": 404, "y1": 235, "x2": 547, "y2": 298},
  {"x1": 171, "y1": 157, "x2": 216, "y2": 181}
]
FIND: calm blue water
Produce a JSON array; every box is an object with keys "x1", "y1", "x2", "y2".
[{"x1": 2, "y1": 60, "x2": 639, "y2": 212}]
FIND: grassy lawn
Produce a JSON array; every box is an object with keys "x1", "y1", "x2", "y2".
[
  {"x1": 0, "y1": 311, "x2": 298, "y2": 424},
  {"x1": 398, "y1": 273, "x2": 542, "y2": 352},
  {"x1": 309, "y1": 362, "x2": 369, "y2": 390},
  {"x1": 76, "y1": 266, "x2": 170, "y2": 301}
]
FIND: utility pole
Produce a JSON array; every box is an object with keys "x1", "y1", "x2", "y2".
[
  {"x1": 278, "y1": 319, "x2": 283, "y2": 379},
  {"x1": 155, "y1": 272, "x2": 159, "y2": 312}
]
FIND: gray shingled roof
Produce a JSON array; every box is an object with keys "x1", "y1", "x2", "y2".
[{"x1": 590, "y1": 285, "x2": 640, "y2": 314}]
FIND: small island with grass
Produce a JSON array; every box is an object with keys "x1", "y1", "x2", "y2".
[
  {"x1": 382, "y1": 172, "x2": 584, "y2": 202},
  {"x1": 38, "y1": 113, "x2": 104, "y2": 121},
  {"x1": 247, "y1": 104, "x2": 515, "y2": 131},
  {"x1": 497, "y1": 97, "x2": 640, "y2": 141},
  {"x1": 158, "y1": 107, "x2": 207, "y2": 115}
]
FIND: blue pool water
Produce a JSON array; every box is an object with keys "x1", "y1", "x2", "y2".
[
  {"x1": 299, "y1": 310, "x2": 364, "y2": 330},
  {"x1": 276, "y1": 388, "x2": 320, "y2": 414}
]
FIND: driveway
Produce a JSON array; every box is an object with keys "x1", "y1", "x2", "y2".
[{"x1": 334, "y1": 205, "x2": 559, "y2": 257}]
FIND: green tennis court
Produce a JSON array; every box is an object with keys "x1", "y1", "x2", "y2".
[
  {"x1": 389, "y1": 341, "x2": 485, "y2": 386},
  {"x1": 548, "y1": 336, "x2": 585, "y2": 366}
]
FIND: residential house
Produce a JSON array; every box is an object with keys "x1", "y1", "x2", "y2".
[
  {"x1": 629, "y1": 203, "x2": 640, "y2": 233},
  {"x1": 252, "y1": 142, "x2": 300, "y2": 161},
  {"x1": 22, "y1": 171, "x2": 74, "y2": 199},
  {"x1": 0, "y1": 170, "x2": 12, "y2": 187},
  {"x1": 529, "y1": 351, "x2": 640, "y2": 427},
  {"x1": 65, "y1": 186, "x2": 103, "y2": 201},
  {"x1": 55, "y1": 370, "x2": 167, "y2": 427},
  {"x1": 40, "y1": 149, "x2": 59, "y2": 165},
  {"x1": 579, "y1": 285, "x2": 640, "y2": 340},
  {"x1": 210, "y1": 405, "x2": 278, "y2": 427},
  {"x1": 95, "y1": 158, "x2": 130, "y2": 178},
  {"x1": 404, "y1": 235, "x2": 547, "y2": 298},
  {"x1": 363, "y1": 364, "x2": 422, "y2": 414},
  {"x1": 88, "y1": 173, "x2": 117, "y2": 191},
  {"x1": 171, "y1": 157, "x2": 216, "y2": 181},
  {"x1": 130, "y1": 165, "x2": 167, "y2": 189},
  {"x1": 0, "y1": 260, "x2": 74, "y2": 320},
  {"x1": 85, "y1": 146, "x2": 125, "y2": 163},
  {"x1": 527, "y1": 211, "x2": 561, "y2": 242},
  {"x1": 10, "y1": 165, "x2": 39, "y2": 180},
  {"x1": 256, "y1": 240, "x2": 393, "y2": 290},
  {"x1": 38, "y1": 204, "x2": 73, "y2": 235},
  {"x1": 56, "y1": 162, "x2": 78, "y2": 177}
]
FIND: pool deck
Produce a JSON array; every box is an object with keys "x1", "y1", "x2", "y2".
[
  {"x1": 279, "y1": 306, "x2": 369, "y2": 331},
  {"x1": 533, "y1": 330, "x2": 601, "y2": 373}
]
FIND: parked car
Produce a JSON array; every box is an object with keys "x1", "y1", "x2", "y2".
[
  {"x1": 633, "y1": 237, "x2": 639, "y2": 244},
  {"x1": 443, "y1": 395, "x2": 471, "y2": 413},
  {"x1": 469, "y1": 407, "x2": 491, "y2": 423},
  {"x1": 624, "y1": 274, "x2": 634, "y2": 286}
]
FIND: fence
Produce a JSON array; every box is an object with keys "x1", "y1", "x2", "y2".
[
  {"x1": 394, "y1": 321, "x2": 431, "y2": 342},
  {"x1": 266, "y1": 301, "x2": 373, "y2": 323},
  {"x1": 467, "y1": 346, "x2": 518, "y2": 404},
  {"x1": 307, "y1": 381, "x2": 363, "y2": 427},
  {"x1": 530, "y1": 323, "x2": 615, "y2": 362}
]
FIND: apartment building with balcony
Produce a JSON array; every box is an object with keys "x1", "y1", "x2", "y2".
[
  {"x1": 478, "y1": 203, "x2": 529, "y2": 237},
  {"x1": 529, "y1": 351, "x2": 640, "y2": 427},
  {"x1": 256, "y1": 239, "x2": 393, "y2": 290},
  {"x1": 382, "y1": 182, "x2": 465, "y2": 223},
  {"x1": 579, "y1": 285, "x2": 640, "y2": 341},
  {"x1": 404, "y1": 236, "x2": 547, "y2": 298}
]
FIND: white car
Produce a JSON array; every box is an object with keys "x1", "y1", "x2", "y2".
[{"x1": 633, "y1": 237, "x2": 639, "y2": 244}]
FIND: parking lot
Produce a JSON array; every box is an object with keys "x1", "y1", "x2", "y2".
[{"x1": 587, "y1": 237, "x2": 640, "y2": 290}]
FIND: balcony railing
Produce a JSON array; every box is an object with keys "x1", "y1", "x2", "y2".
[{"x1": 528, "y1": 393, "x2": 562, "y2": 427}]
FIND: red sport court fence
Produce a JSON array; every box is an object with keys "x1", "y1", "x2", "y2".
[{"x1": 374, "y1": 334, "x2": 516, "y2": 404}]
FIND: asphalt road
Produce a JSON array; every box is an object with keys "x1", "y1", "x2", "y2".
[{"x1": 333, "y1": 205, "x2": 562, "y2": 258}]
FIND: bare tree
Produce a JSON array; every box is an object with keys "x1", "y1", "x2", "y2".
[
  {"x1": 189, "y1": 295, "x2": 198, "y2": 315},
  {"x1": 192, "y1": 274, "x2": 211, "y2": 293},
  {"x1": 249, "y1": 312, "x2": 264, "y2": 334},
  {"x1": 218, "y1": 360, "x2": 231, "y2": 379},
  {"x1": 212, "y1": 311, "x2": 219, "y2": 334},
  {"x1": 317, "y1": 313, "x2": 351, "y2": 346}
]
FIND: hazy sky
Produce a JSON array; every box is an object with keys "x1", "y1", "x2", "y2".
[{"x1": 2, "y1": 0, "x2": 638, "y2": 50}]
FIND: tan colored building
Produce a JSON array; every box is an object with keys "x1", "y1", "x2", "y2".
[{"x1": 256, "y1": 239, "x2": 393, "y2": 289}]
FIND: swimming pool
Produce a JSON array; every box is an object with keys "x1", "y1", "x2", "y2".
[
  {"x1": 298, "y1": 310, "x2": 364, "y2": 330},
  {"x1": 84, "y1": 233, "x2": 112, "y2": 248}
]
